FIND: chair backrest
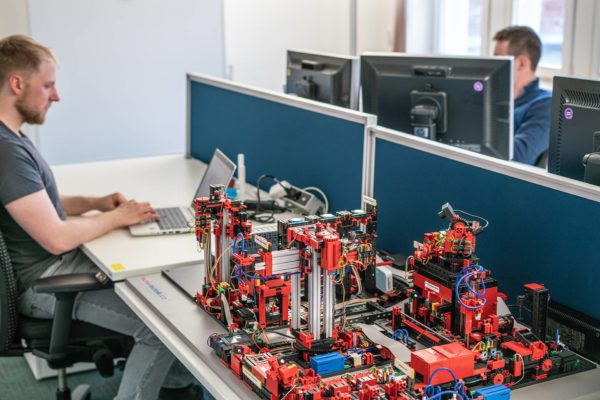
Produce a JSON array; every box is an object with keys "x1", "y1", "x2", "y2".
[{"x1": 0, "y1": 229, "x2": 19, "y2": 353}]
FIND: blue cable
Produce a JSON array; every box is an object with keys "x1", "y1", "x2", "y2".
[
  {"x1": 401, "y1": 329, "x2": 409, "y2": 344},
  {"x1": 454, "y1": 381, "x2": 467, "y2": 398},
  {"x1": 427, "y1": 390, "x2": 467, "y2": 400},
  {"x1": 424, "y1": 384, "x2": 442, "y2": 398},
  {"x1": 427, "y1": 367, "x2": 458, "y2": 387},
  {"x1": 233, "y1": 263, "x2": 276, "y2": 281},
  {"x1": 456, "y1": 265, "x2": 487, "y2": 310},
  {"x1": 423, "y1": 367, "x2": 472, "y2": 399},
  {"x1": 232, "y1": 233, "x2": 245, "y2": 254}
]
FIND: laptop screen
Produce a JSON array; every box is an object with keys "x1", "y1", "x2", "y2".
[{"x1": 190, "y1": 148, "x2": 236, "y2": 206}]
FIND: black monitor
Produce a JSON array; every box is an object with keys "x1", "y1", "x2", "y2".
[
  {"x1": 286, "y1": 50, "x2": 359, "y2": 110},
  {"x1": 361, "y1": 53, "x2": 514, "y2": 160},
  {"x1": 549, "y1": 76, "x2": 600, "y2": 184}
]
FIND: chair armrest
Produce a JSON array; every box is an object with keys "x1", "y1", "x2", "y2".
[
  {"x1": 29, "y1": 272, "x2": 112, "y2": 364},
  {"x1": 33, "y1": 272, "x2": 111, "y2": 294}
]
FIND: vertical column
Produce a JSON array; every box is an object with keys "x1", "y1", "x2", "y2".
[
  {"x1": 323, "y1": 270, "x2": 335, "y2": 338},
  {"x1": 220, "y1": 209, "x2": 230, "y2": 282},
  {"x1": 291, "y1": 273, "x2": 301, "y2": 330},
  {"x1": 309, "y1": 249, "x2": 321, "y2": 339},
  {"x1": 202, "y1": 226, "x2": 211, "y2": 285}
]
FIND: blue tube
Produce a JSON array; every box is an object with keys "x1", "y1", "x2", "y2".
[
  {"x1": 427, "y1": 367, "x2": 458, "y2": 387},
  {"x1": 233, "y1": 233, "x2": 245, "y2": 254},
  {"x1": 402, "y1": 329, "x2": 409, "y2": 344},
  {"x1": 234, "y1": 263, "x2": 276, "y2": 281},
  {"x1": 456, "y1": 265, "x2": 487, "y2": 310},
  {"x1": 427, "y1": 390, "x2": 466, "y2": 400}
]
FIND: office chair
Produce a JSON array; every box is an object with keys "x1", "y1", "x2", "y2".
[
  {"x1": 536, "y1": 149, "x2": 549, "y2": 169},
  {"x1": 0, "y1": 229, "x2": 133, "y2": 400}
]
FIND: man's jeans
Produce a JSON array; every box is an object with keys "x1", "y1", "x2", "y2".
[{"x1": 18, "y1": 249, "x2": 193, "y2": 400}]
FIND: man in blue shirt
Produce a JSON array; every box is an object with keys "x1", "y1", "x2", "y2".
[{"x1": 493, "y1": 26, "x2": 552, "y2": 166}]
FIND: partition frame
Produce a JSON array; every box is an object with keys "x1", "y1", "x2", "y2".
[
  {"x1": 186, "y1": 73, "x2": 377, "y2": 207},
  {"x1": 364, "y1": 125, "x2": 600, "y2": 203}
]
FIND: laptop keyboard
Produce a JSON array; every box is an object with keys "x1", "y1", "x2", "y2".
[{"x1": 156, "y1": 207, "x2": 192, "y2": 231}]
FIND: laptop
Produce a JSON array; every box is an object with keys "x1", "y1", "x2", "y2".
[{"x1": 129, "y1": 148, "x2": 236, "y2": 236}]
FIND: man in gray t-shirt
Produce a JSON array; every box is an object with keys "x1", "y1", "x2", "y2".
[
  {"x1": 0, "y1": 120, "x2": 153, "y2": 293},
  {"x1": 0, "y1": 35, "x2": 198, "y2": 400},
  {"x1": 0, "y1": 37, "x2": 158, "y2": 292},
  {"x1": 0, "y1": 120, "x2": 68, "y2": 293}
]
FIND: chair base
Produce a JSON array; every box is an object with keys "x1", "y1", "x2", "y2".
[{"x1": 57, "y1": 384, "x2": 91, "y2": 400}]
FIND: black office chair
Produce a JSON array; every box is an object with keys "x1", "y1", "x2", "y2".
[
  {"x1": 536, "y1": 149, "x2": 549, "y2": 169},
  {"x1": 0, "y1": 229, "x2": 132, "y2": 400}
]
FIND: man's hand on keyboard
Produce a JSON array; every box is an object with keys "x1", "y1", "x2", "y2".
[{"x1": 112, "y1": 200, "x2": 159, "y2": 227}]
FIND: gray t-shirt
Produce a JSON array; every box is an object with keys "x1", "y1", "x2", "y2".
[{"x1": 0, "y1": 121, "x2": 67, "y2": 293}]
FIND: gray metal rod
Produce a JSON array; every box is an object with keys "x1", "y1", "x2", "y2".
[
  {"x1": 323, "y1": 270, "x2": 334, "y2": 338},
  {"x1": 291, "y1": 273, "x2": 301, "y2": 330},
  {"x1": 57, "y1": 368, "x2": 67, "y2": 391},
  {"x1": 220, "y1": 210, "x2": 230, "y2": 282},
  {"x1": 203, "y1": 226, "x2": 211, "y2": 285},
  {"x1": 310, "y1": 250, "x2": 321, "y2": 338}
]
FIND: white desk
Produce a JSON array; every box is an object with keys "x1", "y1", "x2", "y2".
[
  {"x1": 117, "y1": 273, "x2": 600, "y2": 400},
  {"x1": 116, "y1": 274, "x2": 253, "y2": 400},
  {"x1": 53, "y1": 155, "x2": 206, "y2": 280}
]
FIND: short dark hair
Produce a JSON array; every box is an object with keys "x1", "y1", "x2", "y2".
[{"x1": 494, "y1": 26, "x2": 542, "y2": 71}]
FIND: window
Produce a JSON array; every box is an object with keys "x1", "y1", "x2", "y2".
[
  {"x1": 409, "y1": 0, "x2": 597, "y2": 80},
  {"x1": 595, "y1": 4, "x2": 600, "y2": 76},
  {"x1": 513, "y1": 0, "x2": 566, "y2": 69},
  {"x1": 435, "y1": 0, "x2": 484, "y2": 55}
]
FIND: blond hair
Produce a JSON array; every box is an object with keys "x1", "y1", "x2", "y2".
[{"x1": 0, "y1": 35, "x2": 57, "y2": 87}]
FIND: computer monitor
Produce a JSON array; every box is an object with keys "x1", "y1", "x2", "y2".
[
  {"x1": 549, "y1": 76, "x2": 600, "y2": 184},
  {"x1": 286, "y1": 50, "x2": 359, "y2": 110},
  {"x1": 361, "y1": 53, "x2": 514, "y2": 160}
]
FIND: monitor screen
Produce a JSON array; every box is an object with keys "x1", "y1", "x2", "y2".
[
  {"x1": 549, "y1": 76, "x2": 600, "y2": 183},
  {"x1": 361, "y1": 53, "x2": 513, "y2": 160},
  {"x1": 286, "y1": 50, "x2": 359, "y2": 110}
]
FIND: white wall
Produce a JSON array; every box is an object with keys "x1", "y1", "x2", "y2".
[
  {"x1": 0, "y1": 0, "x2": 29, "y2": 37},
  {"x1": 406, "y1": 0, "x2": 435, "y2": 53},
  {"x1": 356, "y1": 0, "x2": 397, "y2": 54},
  {"x1": 223, "y1": 0, "x2": 397, "y2": 92},
  {"x1": 0, "y1": 0, "x2": 41, "y2": 144},
  {"x1": 27, "y1": 0, "x2": 225, "y2": 165},
  {"x1": 223, "y1": 0, "x2": 351, "y2": 92}
]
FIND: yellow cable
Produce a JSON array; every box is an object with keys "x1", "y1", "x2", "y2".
[{"x1": 209, "y1": 242, "x2": 234, "y2": 286}]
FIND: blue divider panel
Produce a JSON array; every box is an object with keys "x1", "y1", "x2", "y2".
[
  {"x1": 189, "y1": 80, "x2": 365, "y2": 212},
  {"x1": 375, "y1": 139, "x2": 600, "y2": 319}
]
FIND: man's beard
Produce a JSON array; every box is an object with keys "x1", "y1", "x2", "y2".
[{"x1": 15, "y1": 91, "x2": 46, "y2": 125}]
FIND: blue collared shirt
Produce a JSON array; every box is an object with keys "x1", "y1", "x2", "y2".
[{"x1": 513, "y1": 77, "x2": 552, "y2": 165}]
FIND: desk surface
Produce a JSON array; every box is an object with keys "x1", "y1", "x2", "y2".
[
  {"x1": 52, "y1": 154, "x2": 294, "y2": 280},
  {"x1": 117, "y1": 273, "x2": 600, "y2": 400},
  {"x1": 53, "y1": 155, "x2": 207, "y2": 280},
  {"x1": 116, "y1": 274, "x2": 254, "y2": 400}
]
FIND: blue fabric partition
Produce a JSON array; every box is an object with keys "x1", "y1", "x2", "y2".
[
  {"x1": 189, "y1": 78, "x2": 368, "y2": 212},
  {"x1": 374, "y1": 138, "x2": 600, "y2": 319}
]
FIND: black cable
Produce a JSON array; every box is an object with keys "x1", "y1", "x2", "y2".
[
  {"x1": 255, "y1": 174, "x2": 277, "y2": 213},
  {"x1": 455, "y1": 209, "x2": 490, "y2": 233},
  {"x1": 251, "y1": 174, "x2": 290, "y2": 223}
]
